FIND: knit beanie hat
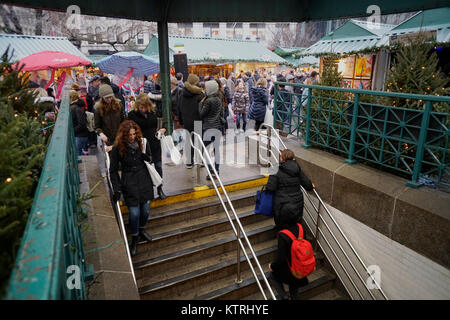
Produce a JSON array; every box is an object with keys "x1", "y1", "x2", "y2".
[
  {"x1": 205, "y1": 80, "x2": 219, "y2": 96},
  {"x1": 187, "y1": 74, "x2": 200, "y2": 86},
  {"x1": 99, "y1": 84, "x2": 114, "y2": 99}
]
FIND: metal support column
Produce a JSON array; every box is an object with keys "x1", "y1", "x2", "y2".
[{"x1": 157, "y1": 21, "x2": 173, "y2": 135}]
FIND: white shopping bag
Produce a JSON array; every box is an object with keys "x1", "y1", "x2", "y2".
[
  {"x1": 142, "y1": 138, "x2": 162, "y2": 187},
  {"x1": 159, "y1": 134, "x2": 182, "y2": 165},
  {"x1": 264, "y1": 105, "x2": 274, "y2": 126}
]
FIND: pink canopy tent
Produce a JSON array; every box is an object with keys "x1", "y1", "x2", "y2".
[
  {"x1": 13, "y1": 50, "x2": 91, "y2": 71},
  {"x1": 14, "y1": 51, "x2": 91, "y2": 99}
]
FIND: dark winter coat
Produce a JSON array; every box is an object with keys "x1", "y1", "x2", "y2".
[
  {"x1": 70, "y1": 102, "x2": 89, "y2": 137},
  {"x1": 94, "y1": 101, "x2": 126, "y2": 146},
  {"x1": 127, "y1": 110, "x2": 162, "y2": 164},
  {"x1": 110, "y1": 82, "x2": 125, "y2": 109},
  {"x1": 171, "y1": 86, "x2": 183, "y2": 118},
  {"x1": 144, "y1": 80, "x2": 154, "y2": 94},
  {"x1": 109, "y1": 140, "x2": 154, "y2": 206},
  {"x1": 232, "y1": 89, "x2": 250, "y2": 113},
  {"x1": 199, "y1": 93, "x2": 224, "y2": 131},
  {"x1": 149, "y1": 84, "x2": 163, "y2": 118},
  {"x1": 266, "y1": 160, "x2": 313, "y2": 227},
  {"x1": 248, "y1": 86, "x2": 269, "y2": 122},
  {"x1": 178, "y1": 83, "x2": 205, "y2": 132},
  {"x1": 271, "y1": 203, "x2": 309, "y2": 287}
]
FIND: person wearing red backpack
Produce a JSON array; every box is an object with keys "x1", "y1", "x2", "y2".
[{"x1": 269, "y1": 202, "x2": 315, "y2": 300}]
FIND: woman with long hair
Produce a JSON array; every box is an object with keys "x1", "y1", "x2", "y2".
[
  {"x1": 94, "y1": 84, "x2": 125, "y2": 152},
  {"x1": 128, "y1": 92, "x2": 167, "y2": 199},
  {"x1": 109, "y1": 120, "x2": 154, "y2": 256}
]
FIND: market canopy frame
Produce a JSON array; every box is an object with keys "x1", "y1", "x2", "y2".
[{"x1": 3, "y1": 0, "x2": 449, "y2": 22}]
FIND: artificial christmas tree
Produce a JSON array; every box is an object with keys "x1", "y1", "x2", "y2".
[
  {"x1": 385, "y1": 33, "x2": 449, "y2": 113},
  {"x1": 0, "y1": 49, "x2": 48, "y2": 297}
]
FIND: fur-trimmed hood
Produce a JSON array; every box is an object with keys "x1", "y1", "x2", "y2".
[
  {"x1": 34, "y1": 96, "x2": 54, "y2": 104},
  {"x1": 183, "y1": 82, "x2": 203, "y2": 95}
]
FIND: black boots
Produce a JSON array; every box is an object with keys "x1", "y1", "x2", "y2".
[
  {"x1": 157, "y1": 185, "x2": 167, "y2": 200},
  {"x1": 139, "y1": 228, "x2": 153, "y2": 242},
  {"x1": 129, "y1": 235, "x2": 139, "y2": 257}
]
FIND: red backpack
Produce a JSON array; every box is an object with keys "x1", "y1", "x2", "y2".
[{"x1": 279, "y1": 223, "x2": 316, "y2": 279}]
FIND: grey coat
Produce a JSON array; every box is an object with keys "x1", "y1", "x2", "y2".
[{"x1": 198, "y1": 93, "x2": 224, "y2": 131}]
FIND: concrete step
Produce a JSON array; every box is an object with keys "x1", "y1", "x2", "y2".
[
  {"x1": 133, "y1": 219, "x2": 275, "y2": 280},
  {"x1": 139, "y1": 239, "x2": 277, "y2": 300},
  {"x1": 122, "y1": 186, "x2": 260, "y2": 228},
  {"x1": 198, "y1": 267, "x2": 334, "y2": 300},
  {"x1": 128, "y1": 205, "x2": 268, "y2": 252}
]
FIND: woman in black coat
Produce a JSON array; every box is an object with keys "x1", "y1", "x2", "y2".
[
  {"x1": 248, "y1": 78, "x2": 269, "y2": 131},
  {"x1": 266, "y1": 149, "x2": 314, "y2": 230},
  {"x1": 128, "y1": 92, "x2": 167, "y2": 199},
  {"x1": 109, "y1": 120, "x2": 154, "y2": 256}
]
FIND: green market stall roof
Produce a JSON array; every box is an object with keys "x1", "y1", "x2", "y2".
[
  {"x1": 0, "y1": 33, "x2": 90, "y2": 62},
  {"x1": 302, "y1": 19, "x2": 396, "y2": 57},
  {"x1": 387, "y1": 7, "x2": 450, "y2": 42},
  {"x1": 273, "y1": 46, "x2": 319, "y2": 67},
  {"x1": 143, "y1": 34, "x2": 288, "y2": 65},
  {"x1": 4, "y1": 0, "x2": 449, "y2": 22}
]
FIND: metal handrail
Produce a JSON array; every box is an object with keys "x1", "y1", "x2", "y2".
[
  {"x1": 258, "y1": 126, "x2": 389, "y2": 300},
  {"x1": 189, "y1": 131, "x2": 276, "y2": 300},
  {"x1": 102, "y1": 141, "x2": 137, "y2": 289}
]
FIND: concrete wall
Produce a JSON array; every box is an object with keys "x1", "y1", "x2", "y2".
[
  {"x1": 282, "y1": 137, "x2": 450, "y2": 271},
  {"x1": 328, "y1": 205, "x2": 450, "y2": 299}
]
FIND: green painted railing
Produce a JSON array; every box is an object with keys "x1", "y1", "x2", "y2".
[
  {"x1": 273, "y1": 82, "x2": 450, "y2": 188},
  {"x1": 5, "y1": 97, "x2": 92, "y2": 300}
]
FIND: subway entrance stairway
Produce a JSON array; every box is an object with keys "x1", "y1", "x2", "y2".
[{"x1": 96, "y1": 133, "x2": 351, "y2": 300}]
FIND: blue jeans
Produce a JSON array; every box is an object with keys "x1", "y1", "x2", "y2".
[
  {"x1": 236, "y1": 112, "x2": 247, "y2": 131},
  {"x1": 128, "y1": 201, "x2": 150, "y2": 236},
  {"x1": 75, "y1": 136, "x2": 88, "y2": 155},
  {"x1": 154, "y1": 161, "x2": 163, "y2": 178}
]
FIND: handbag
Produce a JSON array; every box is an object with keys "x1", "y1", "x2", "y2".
[
  {"x1": 142, "y1": 138, "x2": 162, "y2": 187},
  {"x1": 254, "y1": 186, "x2": 274, "y2": 217}
]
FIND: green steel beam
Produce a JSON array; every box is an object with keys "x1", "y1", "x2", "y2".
[
  {"x1": 3, "y1": 0, "x2": 450, "y2": 22},
  {"x1": 157, "y1": 21, "x2": 172, "y2": 135}
]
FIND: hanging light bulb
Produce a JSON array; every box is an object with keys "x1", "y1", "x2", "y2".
[{"x1": 5, "y1": 177, "x2": 12, "y2": 183}]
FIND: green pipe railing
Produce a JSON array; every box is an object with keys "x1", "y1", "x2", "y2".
[
  {"x1": 273, "y1": 82, "x2": 450, "y2": 188},
  {"x1": 5, "y1": 97, "x2": 93, "y2": 300}
]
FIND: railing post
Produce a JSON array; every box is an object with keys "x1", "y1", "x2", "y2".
[
  {"x1": 273, "y1": 84, "x2": 278, "y2": 128},
  {"x1": 235, "y1": 223, "x2": 242, "y2": 284},
  {"x1": 407, "y1": 100, "x2": 432, "y2": 188},
  {"x1": 302, "y1": 86, "x2": 312, "y2": 148},
  {"x1": 345, "y1": 93, "x2": 359, "y2": 164}
]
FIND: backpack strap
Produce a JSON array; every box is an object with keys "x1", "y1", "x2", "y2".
[{"x1": 278, "y1": 223, "x2": 304, "y2": 241}]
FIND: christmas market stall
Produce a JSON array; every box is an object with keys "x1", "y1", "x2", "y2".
[
  {"x1": 302, "y1": 19, "x2": 396, "y2": 90},
  {"x1": 143, "y1": 34, "x2": 288, "y2": 78},
  {"x1": 0, "y1": 33, "x2": 92, "y2": 90}
]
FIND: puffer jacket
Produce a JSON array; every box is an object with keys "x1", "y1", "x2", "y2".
[
  {"x1": 232, "y1": 89, "x2": 250, "y2": 113},
  {"x1": 248, "y1": 86, "x2": 269, "y2": 122},
  {"x1": 266, "y1": 160, "x2": 313, "y2": 227},
  {"x1": 199, "y1": 93, "x2": 224, "y2": 131}
]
